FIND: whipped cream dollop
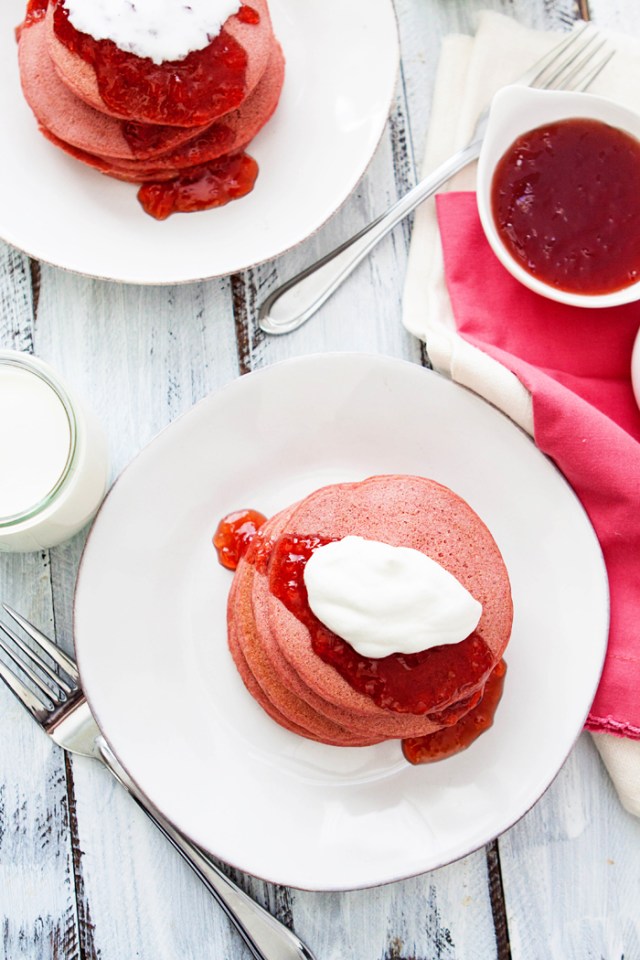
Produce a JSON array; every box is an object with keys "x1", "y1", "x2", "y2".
[
  {"x1": 64, "y1": 0, "x2": 242, "y2": 65},
  {"x1": 303, "y1": 536, "x2": 483, "y2": 658}
]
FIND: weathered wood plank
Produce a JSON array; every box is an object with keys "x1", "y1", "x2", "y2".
[
  {"x1": 289, "y1": 851, "x2": 501, "y2": 960},
  {"x1": 500, "y1": 734, "x2": 640, "y2": 958},
  {"x1": 589, "y1": 0, "x2": 640, "y2": 29}
]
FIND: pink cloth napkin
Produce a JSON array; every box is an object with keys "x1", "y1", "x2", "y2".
[{"x1": 436, "y1": 190, "x2": 640, "y2": 738}]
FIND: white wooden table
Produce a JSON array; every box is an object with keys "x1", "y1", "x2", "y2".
[{"x1": 2, "y1": 1, "x2": 640, "y2": 957}]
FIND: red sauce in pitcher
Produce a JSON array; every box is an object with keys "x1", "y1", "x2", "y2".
[{"x1": 492, "y1": 118, "x2": 640, "y2": 294}]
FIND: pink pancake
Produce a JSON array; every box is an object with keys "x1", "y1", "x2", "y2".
[
  {"x1": 18, "y1": 19, "x2": 211, "y2": 161},
  {"x1": 240, "y1": 512, "x2": 459, "y2": 740},
  {"x1": 28, "y1": 40, "x2": 284, "y2": 183},
  {"x1": 248, "y1": 576, "x2": 461, "y2": 740},
  {"x1": 89, "y1": 42, "x2": 284, "y2": 178},
  {"x1": 46, "y1": 0, "x2": 275, "y2": 126},
  {"x1": 263, "y1": 476, "x2": 513, "y2": 727},
  {"x1": 225, "y1": 476, "x2": 513, "y2": 745},
  {"x1": 231, "y1": 562, "x2": 382, "y2": 746},
  {"x1": 228, "y1": 577, "x2": 323, "y2": 742},
  {"x1": 227, "y1": 508, "x2": 379, "y2": 745}
]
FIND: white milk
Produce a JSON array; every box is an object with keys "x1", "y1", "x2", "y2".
[{"x1": 0, "y1": 352, "x2": 109, "y2": 551}]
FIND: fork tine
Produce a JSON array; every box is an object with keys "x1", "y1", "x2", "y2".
[
  {"x1": 2, "y1": 603, "x2": 79, "y2": 682},
  {"x1": 520, "y1": 23, "x2": 614, "y2": 97},
  {"x1": 0, "y1": 620, "x2": 74, "y2": 697},
  {"x1": 0, "y1": 626, "x2": 65, "y2": 705},
  {"x1": 520, "y1": 22, "x2": 589, "y2": 87},
  {"x1": 542, "y1": 34, "x2": 608, "y2": 89},
  {"x1": 0, "y1": 653, "x2": 51, "y2": 723},
  {"x1": 536, "y1": 29, "x2": 601, "y2": 88},
  {"x1": 573, "y1": 49, "x2": 615, "y2": 91}
]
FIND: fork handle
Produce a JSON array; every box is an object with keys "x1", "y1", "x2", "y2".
[
  {"x1": 97, "y1": 738, "x2": 316, "y2": 960},
  {"x1": 258, "y1": 138, "x2": 483, "y2": 336}
]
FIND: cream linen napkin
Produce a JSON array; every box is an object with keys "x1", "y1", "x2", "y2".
[{"x1": 402, "y1": 11, "x2": 640, "y2": 818}]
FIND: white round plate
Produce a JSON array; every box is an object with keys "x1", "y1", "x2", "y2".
[
  {"x1": 74, "y1": 354, "x2": 609, "y2": 890},
  {"x1": 0, "y1": 0, "x2": 398, "y2": 284}
]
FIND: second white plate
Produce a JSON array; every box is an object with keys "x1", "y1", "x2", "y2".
[
  {"x1": 0, "y1": 0, "x2": 398, "y2": 283},
  {"x1": 73, "y1": 354, "x2": 609, "y2": 890}
]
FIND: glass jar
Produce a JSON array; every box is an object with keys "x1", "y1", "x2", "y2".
[{"x1": 0, "y1": 350, "x2": 109, "y2": 551}]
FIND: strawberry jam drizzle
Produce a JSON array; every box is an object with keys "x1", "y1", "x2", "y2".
[
  {"x1": 137, "y1": 152, "x2": 258, "y2": 219},
  {"x1": 121, "y1": 118, "x2": 235, "y2": 162},
  {"x1": 266, "y1": 534, "x2": 495, "y2": 717},
  {"x1": 53, "y1": 1, "x2": 258, "y2": 126},
  {"x1": 237, "y1": 5, "x2": 261, "y2": 24},
  {"x1": 24, "y1": 0, "x2": 49, "y2": 25},
  {"x1": 402, "y1": 660, "x2": 507, "y2": 764},
  {"x1": 213, "y1": 508, "x2": 267, "y2": 571},
  {"x1": 18, "y1": 0, "x2": 48, "y2": 37},
  {"x1": 153, "y1": 124, "x2": 237, "y2": 167},
  {"x1": 121, "y1": 121, "x2": 179, "y2": 157}
]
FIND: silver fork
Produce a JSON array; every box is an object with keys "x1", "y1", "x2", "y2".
[
  {"x1": 0, "y1": 604, "x2": 316, "y2": 960},
  {"x1": 258, "y1": 24, "x2": 614, "y2": 335}
]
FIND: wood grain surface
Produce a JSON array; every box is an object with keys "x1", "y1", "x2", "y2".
[{"x1": 2, "y1": 1, "x2": 640, "y2": 958}]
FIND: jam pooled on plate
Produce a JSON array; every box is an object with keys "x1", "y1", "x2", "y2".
[{"x1": 213, "y1": 507, "x2": 267, "y2": 570}]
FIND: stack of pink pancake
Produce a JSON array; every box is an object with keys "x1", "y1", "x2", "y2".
[
  {"x1": 17, "y1": 0, "x2": 284, "y2": 213},
  {"x1": 227, "y1": 475, "x2": 514, "y2": 748}
]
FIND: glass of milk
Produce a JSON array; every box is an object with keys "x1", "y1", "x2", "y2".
[{"x1": 0, "y1": 350, "x2": 109, "y2": 552}]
